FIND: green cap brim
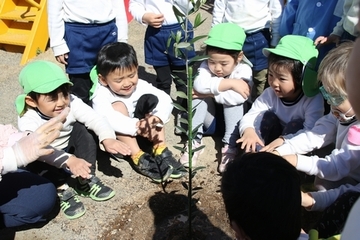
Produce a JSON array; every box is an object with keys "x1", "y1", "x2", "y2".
[
  {"x1": 89, "y1": 66, "x2": 99, "y2": 100},
  {"x1": 302, "y1": 68, "x2": 320, "y2": 97},
  {"x1": 15, "y1": 94, "x2": 26, "y2": 115}
]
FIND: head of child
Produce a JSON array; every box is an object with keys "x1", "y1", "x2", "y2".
[
  {"x1": 204, "y1": 23, "x2": 251, "y2": 78},
  {"x1": 93, "y1": 42, "x2": 139, "y2": 97},
  {"x1": 263, "y1": 35, "x2": 319, "y2": 101},
  {"x1": 318, "y1": 41, "x2": 356, "y2": 123},
  {"x1": 221, "y1": 152, "x2": 301, "y2": 240},
  {"x1": 15, "y1": 61, "x2": 72, "y2": 118}
]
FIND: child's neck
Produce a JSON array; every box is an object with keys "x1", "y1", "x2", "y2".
[{"x1": 281, "y1": 90, "x2": 303, "y2": 104}]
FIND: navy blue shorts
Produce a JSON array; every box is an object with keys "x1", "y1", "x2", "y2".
[
  {"x1": 64, "y1": 19, "x2": 118, "y2": 74},
  {"x1": 242, "y1": 29, "x2": 271, "y2": 71},
  {"x1": 144, "y1": 23, "x2": 196, "y2": 66}
]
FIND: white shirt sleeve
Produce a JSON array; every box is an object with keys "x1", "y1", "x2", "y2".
[
  {"x1": 48, "y1": 0, "x2": 69, "y2": 56},
  {"x1": 276, "y1": 114, "x2": 338, "y2": 155},
  {"x1": 269, "y1": 0, "x2": 284, "y2": 46},
  {"x1": 212, "y1": 0, "x2": 226, "y2": 26}
]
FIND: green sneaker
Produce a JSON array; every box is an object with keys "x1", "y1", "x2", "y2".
[
  {"x1": 155, "y1": 148, "x2": 185, "y2": 179},
  {"x1": 75, "y1": 176, "x2": 115, "y2": 201},
  {"x1": 58, "y1": 187, "x2": 86, "y2": 220}
]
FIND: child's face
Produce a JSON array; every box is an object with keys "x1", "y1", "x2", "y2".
[
  {"x1": 99, "y1": 67, "x2": 138, "y2": 96},
  {"x1": 268, "y1": 64, "x2": 301, "y2": 101},
  {"x1": 26, "y1": 90, "x2": 70, "y2": 118},
  {"x1": 207, "y1": 51, "x2": 242, "y2": 77}
]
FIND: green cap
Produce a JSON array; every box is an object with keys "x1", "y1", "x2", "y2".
[
  {"x1": 15, "y1": 61, "x2": 72, "y2": 115},
  {"x1": 263, "y1": 35, "x2": 319, "y2": 97},
  {"x1": 204, "y1": 23, "x2": 252, "y2": 67}
]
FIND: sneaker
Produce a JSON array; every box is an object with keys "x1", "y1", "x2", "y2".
[
  {"x1": 155, "y1": 147, "x2": 186, "y2": 179},
  {"x1": 58, "y1": 187, "x2": 86, "y2": 220},
  {"x1": 129, "y1": 152, "x2": 173, "y2": 183},
  {"x1": 75, "y1": 176, "x2": 115, "y2": 201},
  {"x1": 179, "y1": 139, "x2": 204, "y2": 167},
  {"x1": 218, "y1": 145, "x2": 238, "y2": 173}
]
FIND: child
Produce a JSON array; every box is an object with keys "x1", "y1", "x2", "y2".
[
  {"x1": 280, "y1": 0, "x2": 343, "y2": 63},
  {"x1": 91, "y1": 42, "x2": 183, "y2": 183},
  {"x1": 315, "y1": 0, "x2": 359, "y2": 46},
  {"x1": 0, "y1": 109, "x2": 67, "y2": 228},
  {"x1": 237, "y1": 35, "x2": 324, "y2": 155},
  {"x1": 272, "y1": 42, "x2": 360, "y2": 191},
  {"x1": 221, "y1": 152, "x2": 305, "y2": 240},
  {"x1": 129, "y1": 0, "x2": 196, "y2": 106},
  {"x1": 178, "y1": 23, "x2": 252, "y2": 172},
  {"x1": 212, "y1": 0, "x2": 283, "y2": 102},
  {"x1": 47, "y1": 0, "x2": 128, "y2": 105},
  {"x1": 272, "y1": 42, "x2": 360, "y2": 237},
  {"x1": 15, "y1": 61, "x2": 131, "y2": 220}
]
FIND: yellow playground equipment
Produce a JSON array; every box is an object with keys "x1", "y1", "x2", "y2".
[{"x1": 0, "y1": 0, "x2": 48, "y2": 65}]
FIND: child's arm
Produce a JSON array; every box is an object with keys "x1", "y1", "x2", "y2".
[
  {"x1": 283, "y1": 126, "x2": 360, "y2": 180},
  {"x1": 129, "y1": 0, "x2": 164, "y2": 27},
  {"x1": 279, "y1": 0, "x2": 299, "y2": 38},
  {"x1": 112, "y1": 0, "x2": 128, "y2": 42},
  {"x1": 303, "y1": 183, "x2": 360, "y2": 212},
  {"x1": 269, "y1": 0, "x2": 284, "y2": 46},
  {"x1": 47, "y1": 0, "x2": 69, "y2": 63},
  {"x1": 261, "y1": 114, "x2": 338, "y2": 154},
  {"x1": 212, "y1": 0, "x2": 226, "y2": 26}
]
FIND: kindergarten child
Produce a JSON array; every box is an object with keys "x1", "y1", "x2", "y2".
[
  {"x1": 179, "y1": 23, "x2": 252, "y2": 173},
  {"x1": 129, "y1": 0, "x2": 196, "y2": 107},
  {"x1": 47, "y1": 0, "x2": 128, "y2": 105},
  {"x1": 15, "y1": 61, "x2": 131, "y2": 220},
  {"x1": 237, "y1": 35, "x2": 324, "y2": 155},
  {"x1": 272, "y1": 41, "x2": 360, "y2": 237},
  {"x1": 91, "y1": 42, "x2": 183, "y2": 183}
]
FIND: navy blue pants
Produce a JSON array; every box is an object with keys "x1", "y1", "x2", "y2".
[{"x1": 0, "y1": 170, "x2": 57, "y2": 228}]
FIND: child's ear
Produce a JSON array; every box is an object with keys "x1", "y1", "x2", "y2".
[
  {"x1": 237, "y1": 51, "x2": 244, "y2": 63},
  {"x1": 98, "y1": 74, "x2": 108, "y2": 86},
  {"x1": 25, "y1": 96, "x2": 38, "y2": 108}
]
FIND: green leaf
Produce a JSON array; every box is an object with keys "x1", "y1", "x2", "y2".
[
  {"x1": 176, "y1": 90, "x2": 188, "y2": 99},
  {"x1": 179, "y1": 118, "x2": 189, "y2": 124},
  {"x1": 176, "y1": 30, "x2": 182, "y2": 43},
  {"x1": 192, "y1": 123, "x2": 203, "y2": 134},
  {"x1": 174, "y1": 125, "x2": 187, "y2": 134},
  {"x1": 189, "y1": 35, "x2": 207, "y2": 44},
  {"x1": 173, "y1": 145, "x2": 186, "y2": 152},
  {"x1": 172, "y1": 102, "x2": 187, "y2": 112},
  {"x1": 172, "y1": 5, "x2": 185, "y2": 18},
  {"x1": 193, "y1": 144, "x2": 205, "y2": 153},
  {"x1": 189, "y1": 55, "x2": 209, "y2": 64},
  {"x1": 166, "y1": 36, "x2": 172, "y2": 49},
  {"x1": 176, "y1": 42, "x2": 191, "y2": 49},
  {"x1": 181, "y1": 181, "x2": 189, "y2": 190},
  {"x1": 193, "y1": 166, "x2": 206, "y2": 172}
]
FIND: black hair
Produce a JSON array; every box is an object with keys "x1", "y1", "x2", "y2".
[
  {"x1": 96, "y1": 42, "x2": 138, "y2": 77},
  {"x1": 268, "y1": 53, "x2": 304, "y2": 91},
  {"x1": 27, "y1": 83, "x2": 71, "y2": 102},
  {"x1": 221, "y1": 152, "x2": 301, "y2": 240},
  {"x1": 205, "y1": 45, "x2": 241, "y2": 62}
]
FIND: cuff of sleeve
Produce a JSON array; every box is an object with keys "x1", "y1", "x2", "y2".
[
  {"x1": 296, "y1": 154, "x2": 313, "y2": 172},
  {"x1": 308, "y1": 191, "x2": 326, "y2": 211},
  {"x1": 2, "y1": 148, "x2": 18, "y2": 174},
  {"x1": 52, "y1": 43, "x2": 70, "y2": 57},
  {"x1": 275, "y1": 143, "x2": 293, "y2": 156}
]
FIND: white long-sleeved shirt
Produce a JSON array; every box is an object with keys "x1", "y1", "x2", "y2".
[
  {"x1": 332, "y1": 0, "x2": 360, "y2": 37},
  {"x1": 129, "y1": 0, "x2": 192, "y2": 26},
  {"x1": 17, "y1": 95, "x2": 116, "y2": 168},
  {"x1": 193, "y1": 61, "x2": 252, "y2": 106},
  {"x1": 239, "y1": 87, "x2": 324, "y2": 137},
  {"x1": 212, "y1": 0, "x2": 284, "y2": 46},
  {"x1": 92, "y1": 79, "x2": 173, "y2": 136},
  {"x1": 48, "y1": 0, "x2": 128, "y2": 56}
]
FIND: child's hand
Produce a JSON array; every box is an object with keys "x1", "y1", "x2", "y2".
[
  {"x1": 315, "y1": 34, "x2": 340, "y2": 47},
  {"x1": 66, "y1": 156, "x2": 92, "y2": 179},
  {"x1": 301, "y1": 191, "x2": 315, "y2": 208},
  {"x1": 137, "y1": 116, "x2": 162, "y2": 139},
  {"x1": 259, "y1": 137, "x2": 284, "y2": 152},
  {"x1": 55, "y1": 53, "x2": 69, "y2": 65},
  {"x1": 102, "y1": 139, "x2": 131, "y2": 156},
  {"x1": 142, "y1": 13, "x2": 164, "y2": 28},
  {"x1": 236, "y1": 128, "x2": 264, "y2": 152},
  {"x1": 232, "y1": 79, "x2": 250, "y2": 99},
  {"x1": 192, "y1": 89, "x2": 213, "y2": 99}
]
